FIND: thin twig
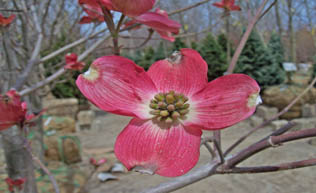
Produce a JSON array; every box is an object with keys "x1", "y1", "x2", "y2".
[
  {"x1": 168, "y1": 0, "x2": 211, "y2": 16},
  {"x1": 28, "y1": 151, "x2": 60, "y2": 193},
  {"x1": 226, "y1": 0, "x2": 269, "y2": 74},
  {"x1": 213, "y1": 137, "x2": 224, "y2": 164},
  {"x1": 226, "y1": 128, "x2": 316, "y2": 167},
  {"x1": 19, "y1": 35, "x2": 110, "y2": 96},
  {"x1": 256, "y1": 0, "x2": 278, "y2": 24},
  {"x1": 203, "y1": 143, "x2": 216, "y2": 159},
  {"x1": 123, "y1": 29, "x2": 154, "y2": 49},
  {"x1": 218, "y1": 158, "x2": 316, "y2": 174}
]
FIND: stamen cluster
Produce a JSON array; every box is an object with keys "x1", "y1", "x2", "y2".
[{"x1": 149, "y1": 90, "x2": 190, "y2": 123}]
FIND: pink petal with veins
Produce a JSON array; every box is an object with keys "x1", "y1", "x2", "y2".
[
  {"x1": 76, "y1": 56, "x2": 157, "y2": 119},
  {"x1": 147, "y1": 48, "x2": 208, "y2": 96},
  {"x1": 0, "y1": 90, "x2": 26, "y2": 130},
  {"x1": 185, "y1": 74, "x2": 260, "y2": 130},
  {"x1": 114, "y1": 118, "x2": 201, "y2": 177}
]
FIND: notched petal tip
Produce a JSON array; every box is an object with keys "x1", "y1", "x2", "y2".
[
  {"x1": 167, "y1": 51, "x2": 182, "y2": 64},
  {"x1": 132, "y1": 165, "x2": 156, "y2": 175},
  {"x1": 83, "y1": 66, "x2": 99, "y2": 81},
  {"x1": 247, "y1": 92, "x2": 262, "y2": 107}
]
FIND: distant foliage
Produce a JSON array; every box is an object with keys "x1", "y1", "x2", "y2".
[
  {"x1": 191, "y1": 41, "x2": 198, "y2": 50},
  {"x1": 236, "y1": 31, "x2": 285, "y2": 89},
  {"x1": 217, "y1": 33, "x2": 234, "y2": 58},
  {"x1": 268, "y1": 32, "x2": 285, "y2": 67},
  {"x1": 171, "y1": 38, "x2": 188, "y2": 52},
  {"x1": 198, "y1": 33, "x2": 227, "y2": 80}
]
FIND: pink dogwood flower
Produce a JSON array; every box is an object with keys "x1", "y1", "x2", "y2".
[
  {"x1": 124, "y1": 9, "x2": 181, "y2": 42},
  {"x1": 213, "y1": 0, "x2": 241, "y2": 11},
  {"x1": 64, "y1": 53, "x2": 85, "y2": 71},
  {"x1": 0, "y1": 90, "x2": 38, "y2": 130},
  {"x1": 79, "y1": 0, "x2": 155, "y2": 17},
  {"x1": 76, "y1": 48, "x2": 260, "y2": 177},
  {"x1": 5, "y1": 178, "x2": 26, "y2": 192},
  {"x1": 0, "y1": 14, "x2": 16, "y2": 27}
]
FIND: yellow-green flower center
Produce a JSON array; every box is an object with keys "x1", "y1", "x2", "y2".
[{"x1": 149, "y1": 90, "x2": 190, "y2": 123}]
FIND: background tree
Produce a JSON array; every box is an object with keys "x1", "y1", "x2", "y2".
[
  {"x1": 198, "y1": 33, "x2": 227, "y2": 80},
  {"x1": 236, "y1": 30, "x2": 285, "y2": 88}
]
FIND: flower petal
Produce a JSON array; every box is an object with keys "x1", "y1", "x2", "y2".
[
  {"x1": 185, "y1": 74, "x2": 260, "y2": 130},
  {"x1": 76, "y1": 56, "x2": 157, "y2": 119},
  {"x1": 114, "y1": 118, "x2": 202, "y2": 177},
  {"x1": 156, "y1": 30, "x2": 175, "y2": 42},
  {"x1": 147, "y1": 48, "x2": 208, "y2": 96},
  {"x1": 0, "y1": 14, "x2": 16, "y2": 27},
  {"x1": 135, "y1": 11, "x2": 180, "y2": 34},
  {"x1": 0, "y1": 90, "x2": 26, "y2": 130},
  {"x1": 111, "y1": 0, "x2": 155, "y2": 17}
]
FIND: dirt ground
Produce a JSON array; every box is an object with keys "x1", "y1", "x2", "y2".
[{"x1": 76, "y1": 113, "x2": 316, "y2": 193}]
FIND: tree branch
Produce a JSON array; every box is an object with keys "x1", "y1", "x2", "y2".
[
  {"x1": 224, "y1": 76, "x2": 316, "y2": 156},
  {"x1": 19, "y1": 35, "x2": 110, "y2": 96},
  {"x1": 218, "y1": 158, "x2": 316, "y2": 174},
  {"x1": 226, "y1": 0, "x2": 269, "y2": 74}
]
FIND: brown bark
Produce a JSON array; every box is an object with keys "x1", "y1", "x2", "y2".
[
  {"x1": 287, "y1": 0, "x2": 296, "y2": 62},
  {"x1": 1, "y1": 127, "x2": 38, "y2": 193}
]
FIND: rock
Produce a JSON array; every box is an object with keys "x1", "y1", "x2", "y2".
[
  {"x1": 280, "y1": 111, "x2": 301, "y2": 120},
  {"x1": 77, "y1": 110, "x2": 95, "y2": 130},
  {"x1": 97, "y1": 173, "x2": 118, "y2": 182},
  {"x1": 307, "y1": 138, "x2": 316, "y2": 146},
  {"x1": 255, "y1": 105, "x2": 278, "y2": 121},
  {"x1": 43, "y1": 116, "x2": 76, "y2": 134},
  {"x1": 43, "y1": 98, "x2": 79, "y2": 118},
  {"x1": 262, "y1": 85, "x2": 316, "y2": 119},
  {"x1": 292, "y1": 73, "x2": 312, "y2": 86},
  {"x1": 270, "y1": 120, "x2": 288, "y2": 131},
  {"x1": 249, "y1": 115, "x2": 264, "y2": 127},
  {"x1": 44, "y1": 135, "x2": 82, "y2": 164},
  {"x1": 291, "y1": 118, "x2": 316, "y2": 131},
  {"x1": 302, "y1": 104, "x2": 316, "y2": 118}
]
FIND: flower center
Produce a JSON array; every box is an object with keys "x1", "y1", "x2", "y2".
[{"x1": 149, "y1": 90, "x2": 190, "y2": 123}]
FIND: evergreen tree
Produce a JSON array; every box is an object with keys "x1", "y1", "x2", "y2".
[
  {"x1": 154, "y1": 41, "x2": 166, "y2": 61},
  {"x1": 198, "y1": 33, "x2": 227, "y2": 80},
  {"x1": 137, "y1": 47, "x2": 155, "y2": 70},
  {"x1": 217, "y1": 33, "x2": 234, "y2": 58},
  {"x1": 170, "y1": 37, "x2": 187, "y2": 52},
  {"x1": 191, "y1": 41, "x2": 198, "y2": 50},
  {"x1": 268, "y1": 32, "x2": 285, "y2": 68},
  {"x1": 236, "y1": 31, "x2": 285, "y2": 88}
]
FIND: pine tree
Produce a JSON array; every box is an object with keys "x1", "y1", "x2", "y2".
[
  {"x1": 170, "y1": 37, "x2": 187, "y2": 53},
  {"x1": 154, "y1": 41, "x2": 166, "y2": 61},
  {"x1": 191, "y1": 41, "x2": 198, "y2": 50},
  {"x1": 217, "y1": 33, "x2": 234, "y2": 58},
  {"x1": 198, "y1": 33, "x2": 227, "y2": 80},
  {"x1": 236, "y1": 31, "x2": 285, "y2": 88},
  {"x1": 268, "y1": 32, "x2": 285, "y2": 68},
  {"x1": 137, "y1": 47, "x2": 155, "y2": 70}
]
